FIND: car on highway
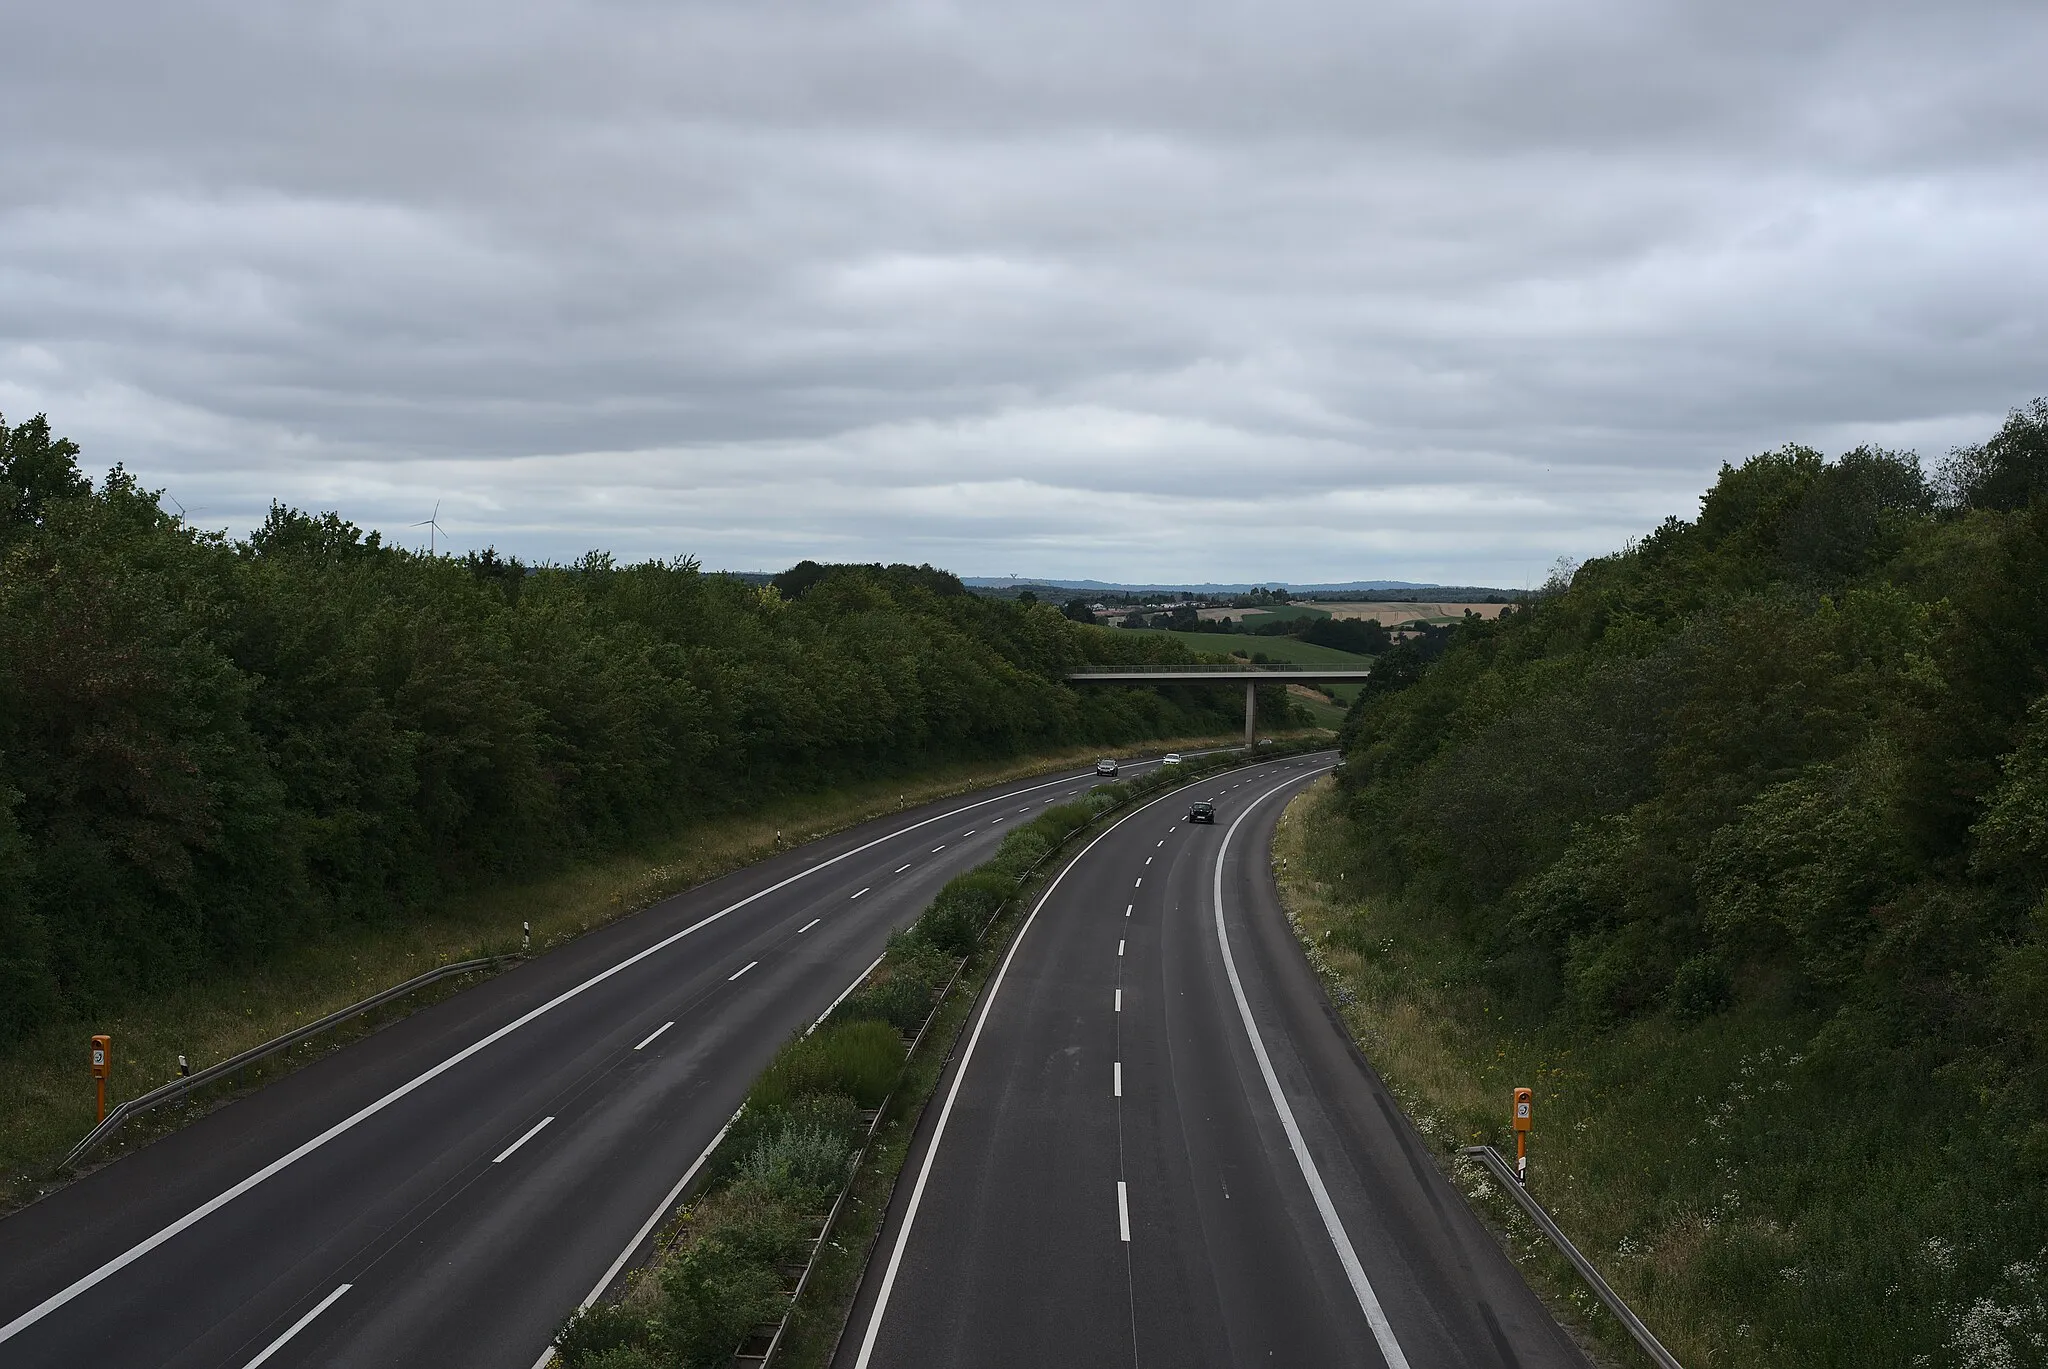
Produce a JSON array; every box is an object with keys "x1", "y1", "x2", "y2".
[
  {"x1": 1187, "y1": 799, "x2": 1215, "y2": 824},
  {"x1": 1095, "y1": 757, "x2": 1119, "y2": 777},
  {"x1": 1162, "y1": 752, "x2": 1182, "y2": 765}
]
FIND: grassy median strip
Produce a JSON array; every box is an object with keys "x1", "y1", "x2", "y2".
[
  {"x1": 549, "y1": 739, "x2": 1331, "y2": 1369},
  {"x1": 0, "y1": 733, "x2": 1274, "y2": 1215}
]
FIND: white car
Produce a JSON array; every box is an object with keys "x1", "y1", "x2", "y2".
[{"x1": 1162, "y1": 752, "x2": 1182, "y2": 765}]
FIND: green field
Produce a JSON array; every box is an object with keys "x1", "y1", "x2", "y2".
[{"x1": 1112, "y1": 627, "x2": 1371, "y2": 705}]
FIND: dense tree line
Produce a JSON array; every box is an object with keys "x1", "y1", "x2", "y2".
[
  {"x1": 0, "y1": 416, "x2": 1241, "y2": 1041},
  {"x1": 1333, "y1": 402, "x2": 2048, "y2": 1283}
]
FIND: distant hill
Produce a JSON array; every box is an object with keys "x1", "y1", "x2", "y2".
[{"x1": 960, "y1": 577, "x2": 1520, "y2": 600}]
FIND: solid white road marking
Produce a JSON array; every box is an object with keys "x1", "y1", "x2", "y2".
[
  {"x1": 1114, "y1": 1062, "x2": 1123, "y2": 1097},
  {"x1": 493, "y1": 1116, "x2": 554, "y2": 1164},
  {"x1": 632, "y1": 1022, "x2": 673, "y2": 1051},
  {"x1": 728, "y1": 961, "x2": 758, "y2": 981},
  {"x1": 852, "y1": 887, "x2": 870, "y2": 899},
  {"x1": 1213, "y1": 771, "x2": 1411, "y2": 1369},
  {"x1": 1117, "y1": 1181, "x2": 1131, "y2": 1242},
  {"x1": 798, "y1": 918, "x2": 821, "y2": 934},
  {"x1": 241, "y1": 1283, "x2": 352, "y2": 1369},
  {"x1": 809, "y1": 954, "x2": 887, "y2": 1035},
  {"x1": 850, "y1": 783, "x2": 1201, "y2": 1369},
  {"x1": 2, "y1": 762, "x2": 1111, "y2": 1351},
  {"x1": 531, "y1": 1109, "x2": 742, "y2": 1369}
]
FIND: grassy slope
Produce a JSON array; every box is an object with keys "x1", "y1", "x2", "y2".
[
  {"x1": 1275, "y1": 778, "x2": 2034, "y2": 1369},
  {"x1": 0, "y1": 733, "x2": 1264, "y2": 1214}
]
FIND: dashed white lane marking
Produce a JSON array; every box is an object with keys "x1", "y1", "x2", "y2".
[
  {"x1": 964, "y1": 830, "x2": 976, "y2": 836},
  {"x1": 728, "y1": 960, "x2": 758, "y2": 981},
  {"x1": 1114, "y1": 988, "x2": 1122, "y2": 1012},
  {"x1": 1118, "y1": 939, "x2": 1125, "y2": 956},
  {"x1": 1144, "y1": 856, "x2": 1152, "y2": 865},
  {"x1": 633, "y1": 1021, "x2": 673, "y2": 1051},
  {"x1": 798, "y1": 918, "x2": 821, "y2": 934},
  {"x1": 852, "y1": 887, "x2": 870, "y2": 899},
  {"x1": 896, "y1": 864, "x2": 912, "y2": 872},
  {"x1": 1135, "y1": 878, "x2": 1142, "y2": 888},
  {"x1": 1117, "y1": 1181, "x2": 1131, "y2": 1242},
  {"x1": 932, "y1": 845, "x2": 946, "y2": 852},
  {"x1": 493, "y1": 1116, "x2": 554, "y2": 1164},
  {"x1": 1157, "y1": 839, "x2": 1164, "y2": 847},
  {"x1": 241, "y1": 1283, "x2": 352, "y2": 1369},
  {"x1": 1125, "y1": 904, "x2": 1133, "y2": 917},
  {"x1": 1114, "y1": 1061, "x2": 1123, "y2": 1097},
  {"x1": 851, "y1": 788, "x2": 1181, "y2": 1369}
]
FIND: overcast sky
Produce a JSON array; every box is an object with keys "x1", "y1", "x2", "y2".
[{"x1": 4, "y1": 1, "x2": 2044, "y2": 586}]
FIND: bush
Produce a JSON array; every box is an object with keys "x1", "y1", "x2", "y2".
[
  {"x1": 736, "y1": 1123, "x2": 853, "y2": 1207},
  {"x1": 553, "y1": 1303, "x2": 647, "y2": 1367},
  {"x1": 747, "y1": 1020, "x2": 902, "y2": 1112},
  {"x1": 657, "y1": 1236, "x2": 786, "y2": 1367}
]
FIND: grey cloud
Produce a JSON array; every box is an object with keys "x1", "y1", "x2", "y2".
[{"x1": 4, "y1": 0, "x2": 2045, "y2": 585}]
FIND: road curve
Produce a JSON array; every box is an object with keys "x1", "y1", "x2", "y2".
[
  {"x1": 0, "y1": 758, "x2": 1162, "y2": 1369},
  {"x1": 838, "y1": 756, "x2": 1590, "y2": 1369}
]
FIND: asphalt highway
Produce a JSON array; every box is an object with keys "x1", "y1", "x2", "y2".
[
  {"x1": 839, "y1": 755, "x2": 1591, "y2": 1369},
  {"x1": 0, "y1": 758, "x2": 1168, "y2": 1369}
]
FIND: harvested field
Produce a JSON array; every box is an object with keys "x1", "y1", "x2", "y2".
[{"x1": 1309, "y1": 600, "x2": 1513, "y2": 623}]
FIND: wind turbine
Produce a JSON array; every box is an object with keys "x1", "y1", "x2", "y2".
[{"x1": 412, "y1": 501, "x2": 448, "y2": 555}]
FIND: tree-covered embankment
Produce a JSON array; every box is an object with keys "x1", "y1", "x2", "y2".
[
  {"x1": 1306, "y1": 402, "x2": 2048, "y2": 1365},
  {"x1": 0, "y1": 414, "x2": 1270, "y2": 1048}
]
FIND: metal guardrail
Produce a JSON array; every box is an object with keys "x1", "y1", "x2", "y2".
[
  {"x1": 61, "y1": 954, "x2": 523, "y2": 1172},
  {"x1": 1459, "y1": 1145, "x2": 1683, "y2": 1369}
]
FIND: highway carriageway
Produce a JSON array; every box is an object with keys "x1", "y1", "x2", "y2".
[
  {"x1": 837, "y1": 752, "x2": 1591, "y2": 1369},
  {"x1": 0, "y1": 757, "x2": 1177, "y2": 1369}
]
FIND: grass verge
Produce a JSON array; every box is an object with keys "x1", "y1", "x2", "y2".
[
  {"x1": 1275, "y1": 777, "x2": 2048, "y2": 1368},
  {"x1": 0, "y1": 731, "x2": 1291, "y2": 1216},
  {"x1": 1272, "y1": 777, "x2": 1652, "y2": 1365}
]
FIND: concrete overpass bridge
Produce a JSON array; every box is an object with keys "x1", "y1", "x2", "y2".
[{"x1": 1065, "y1": 664, "x2": 1373, "y2": 746}]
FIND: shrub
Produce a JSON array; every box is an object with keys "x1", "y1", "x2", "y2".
[
  {"x1": 747, "y1": 1019, "x2": 902, "y2": 1112},
  {"x1": 656, "y1": 1236, "x2": 785, "y2": 1367},
  {"x1": 737, "y1": 1123, "x2": 854, "y2": 1207},
  {"x1": 553, "y1": 1303, "x2": 648, "y2": 1368}
]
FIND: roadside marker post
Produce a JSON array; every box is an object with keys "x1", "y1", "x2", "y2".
[
  {"x1": 523, "y1": 921, "x2": 531, "y2": 951},
  {"x1": 90, "y1": 1035, "x2": 111, "y2": 1123},
  {"x1": 1513, "y1": 1087, "x2": 1532, "y2": 1185}
]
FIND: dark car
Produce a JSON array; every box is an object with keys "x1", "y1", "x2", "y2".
[
  {"x1": 1187, "y1": 800, "x2": 1216, "y2": 824},
  {"x1": 1095, "y1": 757, "x2": 1119, "y2": 777}
]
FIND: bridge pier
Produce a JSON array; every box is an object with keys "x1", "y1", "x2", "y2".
[{"x1": 1245, "y1": 680, "x2": 1255, "y2": 749}]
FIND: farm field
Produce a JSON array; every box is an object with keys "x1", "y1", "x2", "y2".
[{"x1": 1312, "y1": 600, "x2": 1513, "y2": 623}]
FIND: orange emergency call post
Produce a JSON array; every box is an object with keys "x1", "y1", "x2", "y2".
[
  {"x1": 90, "y1": 1034, "x2": 112, "y2": 1123},
  {"x1": 1512, "y1": 1086, "x2": 1533, "y2": 1184}
]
